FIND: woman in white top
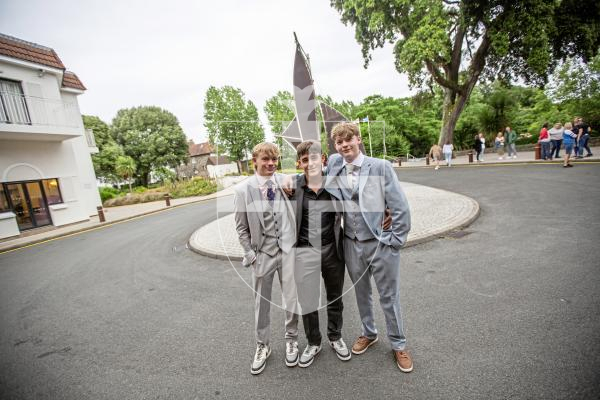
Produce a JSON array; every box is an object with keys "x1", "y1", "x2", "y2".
[
  {"x1": 442, "y1": 142, "x2": 454, "y2": 166},
  {"x1": 479, "y1": 132, "x2": 486, "y2": 161}
]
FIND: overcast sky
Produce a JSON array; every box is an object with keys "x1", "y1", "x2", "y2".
[{"x1": 1, "y1": 0, "x2": 413, "y2": 143}]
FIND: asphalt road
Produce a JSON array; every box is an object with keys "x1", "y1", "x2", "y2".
[{"x1": 1, "y1": 163, "x2": 599, "y2": 399}]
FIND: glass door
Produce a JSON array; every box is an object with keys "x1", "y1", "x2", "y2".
[
  {"x1": 25, "y1": 182, "x2": 51, "y2": 227},
  {"x1": 5, "y1": 181, "x2": 52, "y2": 230}
]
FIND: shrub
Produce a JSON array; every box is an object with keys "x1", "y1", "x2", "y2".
[
  {"x1": 168, "y1": 177, "x2": 218, "y2": 198},
  {"x1": 103, "y1": 191, "x2": 167, "y2": 207},
  {"x1": 99, "y1": 186, "x2": 122, "y2": 203},
  {"x1": 133, "y1": 186, "x2": 147, "y2": 193}
]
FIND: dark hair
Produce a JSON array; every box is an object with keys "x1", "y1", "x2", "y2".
[
  {"x1": 296, "y1": 140, "x2": 322, "y2": 160},
  {"x1": 543, "y1": 122, "x2": 549, "y2": 129}
]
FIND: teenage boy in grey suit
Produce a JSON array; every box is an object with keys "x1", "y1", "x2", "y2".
[
  {"x1": 233, "y1": 142, "x2": 299, "y2": 375},
  {"x1": 325, "y1": 122, "x2": 413, "y2": 372}
]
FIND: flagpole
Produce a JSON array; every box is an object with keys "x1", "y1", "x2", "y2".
[{"x1": 366, "y1": 116, "x2": 372, "y2": 157}]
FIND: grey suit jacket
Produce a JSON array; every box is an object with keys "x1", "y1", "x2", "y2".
[
  {"x1": 325, "y1": 153, "x2": 411, "y2": 249},
  {"x1": 291, "y1": 174, "x2": 344, "y2": 261},
  {"x1": 233, "y1": 174, "x2": 296, "y2": 274}
]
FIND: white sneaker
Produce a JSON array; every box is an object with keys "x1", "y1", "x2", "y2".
[
  {"x1": 251, "y1": 344, "x2": 271, "y2": 375},
  {"x1": 499, "y1": 157, "x2": 503, "y2": 160},
  {"x1": 285, "y1": 341, "x2": 299, "y2": 367},
  {"x1": 434, "y1": 166, "x2": 439, "y2": 170},
  {"x1": 513, "y1": 155, "x2": 517, "y2": 159},
  {"x1": 330, "y1": 338, "x2": 351, "y2": 361},
  {"x1": 298, "y1": 344, "x2": 322, "y2": 367}
]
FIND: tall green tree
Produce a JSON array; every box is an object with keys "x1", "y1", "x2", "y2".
[
  {"x1": 115, "y1": 155, "x2": 136, "y2": 193},
  {"x1": 83, "y1": 115, "x2": 123, "y2": 183},
  {"x1": 330, "y1": 0, "x2": 600, "y2": 145},
  {"x1": 111, "y1": 106, "x2": 188, "y2": 186},
  {"x1": 204, "y1": 86, "x2": 264, "y2": 170},
  {"x1": 264, "y1": 90, "x2": 295, "y2": 136}
]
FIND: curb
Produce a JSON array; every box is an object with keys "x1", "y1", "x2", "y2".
[
  {"x1": 0, "y1": 193, "x2": 234, "y2": 254},
  {"x1": 187, "y1": 191, "x2": 481, "y2": 261}
]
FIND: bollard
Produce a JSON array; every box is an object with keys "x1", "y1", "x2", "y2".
[
  {"x1": 534, "y1": 143, "x2": 541, "y2": 160},
  {"x1": 164, "y1": 193, "x2": 171, "y2": 207},
  {"x1": 468, "y1": 151, "x2": 473, "y2": 163},
  {"x1": 426, "y1": 155, "x2": 430, "y2": 166},
  {"x1": 398, "y1": 157, "x2": 402, "y2": 167},
  {"x1": 97, "y1": 206, "x2": 105, "y2": 223}
]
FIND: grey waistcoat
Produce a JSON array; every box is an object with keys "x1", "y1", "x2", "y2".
[{"x1": 341, "y1": 184, "x2": 375, "y2": 241}]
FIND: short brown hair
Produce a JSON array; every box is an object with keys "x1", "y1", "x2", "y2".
[
  {"x1": 296, "y1": 140, "x2": 322, "y2": 159},
  {"x1": 252, "y1": 142, "x2": 279, "y2": 159},
  {"x1": 331, "y1": 122, "x2": 360, "y2": 141}
]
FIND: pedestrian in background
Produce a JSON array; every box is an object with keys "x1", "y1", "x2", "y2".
[
  {"x1": 549, "y1": 122, "x2": 564, "y2": 159},
  {"x1": 505, "y1": 126, "x2": 518, "y2": 159},
  {"x1": 562, "y1": 122, "x2": 577, "y2": 168},
  {"x1": 538, "y1": 123, "x2": 551, "y2": 160},
  {"x1": 473, "y1": 134, "x2": 482, "y2": 162},
  {"x1": 479, "y1": 132, "x2": 486, "y2": 161},
  {"x1": 573, "y1": 117, "x2": 580, "y2": 157},
  {"x1": 442, "y1": 142, "x2": 454, "y2": 167},
  {"x1": 495, "y1": 132, "x2": 505, "y2": 159},
  {"x1": 428, "y1": 143, "x2": 442, "y2": 170},
  {"x1": 575, "y1": 117, "x2": 593, "y2": 158}
]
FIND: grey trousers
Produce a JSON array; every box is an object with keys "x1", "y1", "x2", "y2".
[
  {"x1": 252, "y1": 250, "x2": 299, "y2": 345},
  {"x1": 345, "y1": 236, "x2": 407, "y2": 350}
]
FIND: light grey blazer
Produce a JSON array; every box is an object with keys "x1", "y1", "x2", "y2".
[
  {"x1": 325, "y1": 153, "x2": 411, "y2": 249},
  {"x1": 233, "y1": 174, "x2": 296, "y2": 273}
]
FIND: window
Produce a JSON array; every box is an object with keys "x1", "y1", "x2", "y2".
[
  {"x1": 42, "y1": 179, "x2": 63, "y2": 205},
  {"x1": 0, "y1": 185, "x2": 9, "y2": 212},
  {"x1": 0, "y1": 78, "x2": 31, "y2": 124}
]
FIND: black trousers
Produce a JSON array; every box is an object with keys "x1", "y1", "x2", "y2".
[{"x1": 295, "y1": 242, "x2": 344, "y2": 345}]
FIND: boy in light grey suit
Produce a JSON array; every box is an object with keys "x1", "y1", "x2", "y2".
[
  {"x1": 233, "y1": 142, "x2": 299, "y2": 375},
  {"x1": 325, "y1": 122, "x2": 414, "y2": 372}
]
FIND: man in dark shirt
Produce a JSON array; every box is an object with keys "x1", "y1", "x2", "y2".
[
  {"x1": 575, "y1": 117, "x2": 593, "y2": 158},
  {"x1": 291, "y1": 140, "x2": 392, "y2": 368},
  {"x1": 292, "y1": 140, "x2": 348, "y2": 367}
]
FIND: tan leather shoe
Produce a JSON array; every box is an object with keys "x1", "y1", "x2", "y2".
[
  {"x1": 394, "y1": 350, "x2": 413, "y2": 372},
  {"x1": 351, "y1": 336, "x2": 378, "y2": 355}
]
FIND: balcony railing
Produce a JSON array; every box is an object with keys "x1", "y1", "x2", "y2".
[{"x1": 0, "y1": 91, "x2": 82, "y2": 129}]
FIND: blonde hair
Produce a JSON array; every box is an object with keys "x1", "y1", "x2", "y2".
[
  {"x1": 252, "y1": 142, "x2": 279, "y2": 159},
  {"x1": 564, "y1": 122, "x2": 573, "y2": 130},
  {"x1": 331, "y1": 122, "x2": 360, "y2": 141}
]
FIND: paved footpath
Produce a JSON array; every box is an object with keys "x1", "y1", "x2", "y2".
[
  {"x1": 189, "y1": 182, "x2": 479, "y2": 260},
  {"x1": 398, "y1": 145, "x2": 599, "y2": 168}
]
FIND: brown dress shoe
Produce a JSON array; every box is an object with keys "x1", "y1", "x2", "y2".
[
  {"x1": 351, "y1": 336, "x2": 378, "y2": 355},
  {"x1": 394, "y1": 350, "x2": 413, "y2": 372}
]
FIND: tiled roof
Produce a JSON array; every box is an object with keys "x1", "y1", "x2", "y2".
[
  {"x1": 0, "y1": 33, "x2": 86, "y2": 91},
  {"x1": 189, "y1": 141, "x2": 213, "y2": 157},
  {"x1": 208, "y1": 155, "x2": 232, "y2": 165},
  {"x1": 62, "y1": 71, "x2": 86, "y2": 90},
  {"x1": 0, "y1": 33, "x2": 65, "y2": 69}
]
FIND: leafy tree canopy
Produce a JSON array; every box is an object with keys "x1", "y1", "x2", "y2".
[
  {"x1": 204, "y1": 85, "x2": 265, "y2": 163},
  {"x1": 111, "y1": 106, "x2": 188, "y2": 186}
]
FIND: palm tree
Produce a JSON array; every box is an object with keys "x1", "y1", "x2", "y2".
[{"x1": 115, "y1": 155, "x2": 136, "y2": 194}]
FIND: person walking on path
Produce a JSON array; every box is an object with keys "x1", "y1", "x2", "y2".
[
  {"x1": 479, "y1": 132, "x2": 486, "y2": 161},
  {"x1": 428, "y1": 143, "x2": 442, "y2": 170},
  {"x1": 325, "y1": 122, "x2": 413, "y2": 373},
  {"x1": 575, "y1": 117, "x2": 593, "y2": 158},
  {"x1": 549, "y1": 122, "x2": 564, "y2": 159},
  {"x1": 539, "y1": 123, "x2": 551, "y2": 160},
  {"x1": 473, "y1": 133, "x2": 483, "y2": 162},
  {"x1": 505, "y1": 126, "x2": 518, "y2": 158},
  {"x1": 495, "y1": 132, "x2": 505, "y2": 159},
  {"x1": 443, "y1": 142, "x2": 454, "y2": 166},
  {"x1": 233, "y1": 142, "x2": 300, "y2": 375},
  {"x1": 562, "y1": 122, "x2": 577, "y2": 168}
]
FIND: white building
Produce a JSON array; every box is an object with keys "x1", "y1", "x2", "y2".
[
  {"x1": 206, "y1": 155, "x2": 239, "y2": 178},
  {"x1": 0, "y1": 33, "x2": 101, "y2": 239}
]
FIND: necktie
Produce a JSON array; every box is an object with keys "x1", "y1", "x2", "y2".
[
  {"x1": 266, "y1": 180, "x2": 275, "y2": 207},
  {"x1": 346, "y1": 164, "x2": 355, "y2": 188}
]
